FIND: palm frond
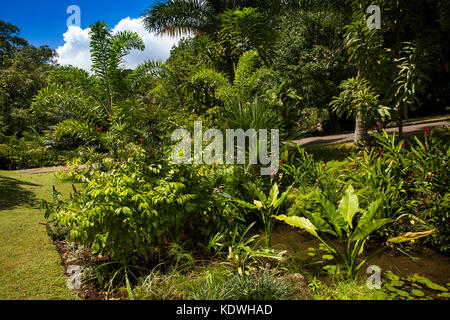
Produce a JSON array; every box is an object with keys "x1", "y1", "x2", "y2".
[{"x1": 142, "y1": 0, "x2": 214, "y2": 37}]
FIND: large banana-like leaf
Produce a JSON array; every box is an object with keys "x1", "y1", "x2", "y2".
[
  {"x1": 387, "y1": 229, "x2": 436, "y2": 244},
  {"x1": 350, "y1": 218, "x2": 392, "y2": 242},
  {"x1": 274, "y1": 185, "x2": 293, "y2": 209},
  {"x1": 317, "y1": 195, "x2": 348, "y2": 237},
  {"x1": 305, "y1": 211, "x2": 337, "y2": 237},
  {"x1": 246, "y1": 182, "x2": 267, "y2": 204},
  {"x1": 352, "y1": 198, "x2": 383, "y2": 238},
  {"x1": 232, "y1": 199, "x2": 258, "y2": 210},
  {"x1": 338, "y1": 185, "x2": 359, "y2": 229},
  {"x1": 269, "y1": 183, "x2": 279, "y2": 208},
  {"x1": 276, "y1": 215, "x2": 318, "y2": 237}
]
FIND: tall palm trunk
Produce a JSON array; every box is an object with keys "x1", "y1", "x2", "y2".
[{"x1": 354, "y1": 112, "x2": 368, "y2": 146}]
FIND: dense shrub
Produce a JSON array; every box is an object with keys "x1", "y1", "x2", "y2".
[
  {"x1": 354, "y1": 129, "x2": 449, "y2": 252},
  {"x1": 43, "y1": 150, "x2": 248, "y2": 265},
  {"x1": 281, "y1": 128, "x2": 449, "y2": 254},
  {"x1": 0, "y1": 134, "x2": 76, "y2": 169}
]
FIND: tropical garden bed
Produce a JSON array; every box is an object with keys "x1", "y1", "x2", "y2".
[{"x1": 1, "y1": 0, "x2": 449, "y2": 302}]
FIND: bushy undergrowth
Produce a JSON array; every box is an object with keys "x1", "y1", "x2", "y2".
[
  {"x1": 0, "y1": 133, "x2": 77, "y2": 169},
  {"x1": 40, "y1": 128, "x2": 448, "y2": 299},
  {"x1": 43, "y1": 150, "x2": 254, "y2": 265},
  {"x1": 349, "y1": 129, "x2": 449, "y2": 252},
  {"x1": 282, "y1": 128, "x2": 449, "y2": 254}
]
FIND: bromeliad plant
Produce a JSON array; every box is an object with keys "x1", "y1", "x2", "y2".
[
  {"x1": 277, "y1": 185, "x2": 396, "y2": 279},
  {"x1": 233, "y1": 182, "x2": 292, "y2": 248}
]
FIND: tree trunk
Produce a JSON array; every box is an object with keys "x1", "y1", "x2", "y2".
[{"x1": 354, "y1": 112, "x2": 368, "y2": 146}]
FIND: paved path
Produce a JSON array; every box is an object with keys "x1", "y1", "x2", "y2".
[
  {"x1": 15, "y1": 165, "x2": 86, "y2": 174},
  {"x1": 13, "y1": 120, "x2": 449, "y2": 174},
  {"x1": 292, "y1": 120, "x2": 449, "y2": 147}
]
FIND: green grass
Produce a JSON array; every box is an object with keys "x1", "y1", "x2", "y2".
[
  {"x1": 305, "y1": 142, "x2": 358, "y2": 163},
  {"x1": 388, "y1": 113, "x2": 450, "y2": 127},
  {"x1": 0, "y1": 171, "x2": 79, "y2": 300},
  {"x1": 313, "y1": 277, "x2": 389, "y2": 300}
]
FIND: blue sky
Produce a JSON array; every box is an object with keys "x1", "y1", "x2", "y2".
[
  {"x1": 1, "y1": 0, "x2": 158, "y2": 48},
  {"x1": 1, "y1": 1, "x2": 181, "y2": 70}
]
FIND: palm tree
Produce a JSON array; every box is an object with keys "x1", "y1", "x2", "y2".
[
  {"x1": 32, "y1": 21, "x2": 164, "y2": 151},
  {"x1": 141, "y1": 0, "x2": 300, "y2": 37}
]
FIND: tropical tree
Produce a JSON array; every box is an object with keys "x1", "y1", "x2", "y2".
[
  {"x1": 392, "y1": 42, "x2": 430, "y2": 137},
  {"x1": 141, "y1": 0, "x2": 300, "y2": 37},
  {"x1": 330, "y1": 77, "x2": 390, "y2": 145},
  {"x1": 0, "y1": 21, "x2": 55, "y2": 136},
  {"x1": 272, "y1": 8, "x2": 353, "y2": 135},
  {"x1": 32, "y1": 21, "x2": 164, "y2": 155},
  {"x1": 142, "y1": 1, "x2": 299, "y2": 78},
  {"x1": 0, "y1": 20, "x2": 29, "y2": 63},
  {"x1": 187, "y1": 50, "x2": 280, "y2": 130},
  {"x1": 335, "y1": 1, "x2": 393, "y2": 145}
]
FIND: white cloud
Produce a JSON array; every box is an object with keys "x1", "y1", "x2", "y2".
[
  {"x1": 56, "y1": 26, "x2": 92, "y2": 71},
  {"x1": 55, "y1": 18, "x2": 180, "y2": 71}
]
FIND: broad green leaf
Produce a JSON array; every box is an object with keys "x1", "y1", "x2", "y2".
[
  {"x1": 350, "y1": 218, "x2": 392, "y2": 241},
  {"x1": 232, "y1": 199, "x2": 258, "y2": 210},
  {"x1": 247, "y1": 183, "x2": 267, "y2": 204},
  {"x1": 274, "y1": 185, "x2": 292, "y2": 209},
  {"x1": 253, "y1": 200, "x2": 263, "y2": 210},
  {"x1": 411, "y1": 289, "x2": 425, "y2": 297},
  {"x1": 338, "y1": 185, "x2": 359, "y2": 229},
  {"x1": 306, "y1": 211, "x2": 337, "y2": 237},
  {"x1": 317, "y1": 196, "x2": 347, "y2": 236},
  {"x1": 358, "y1": 198, "x2": 383, "y2": 227},
  {"x1": 276, "y1": 215, "x2": 318, "y2": 237},
  {"x1": 269, "y1": 183, "x2": 280, "y2": 207},
  {"x1": 387, "y1": 229, "x2": 436, "y2": 244},
  {"x1": 322, "y1": 254, "x2": 334, "y2": 261},
  {"x1": 409, "y1": 274, "x2": 448, "y2": 292}
]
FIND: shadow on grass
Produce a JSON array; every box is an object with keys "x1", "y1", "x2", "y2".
[{"x1": 0, "y1": 175, "x2": 39, "y2": 211}]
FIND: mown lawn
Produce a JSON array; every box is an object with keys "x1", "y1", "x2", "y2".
[{"x1": 0, "y1": 171, "x2": 78, "y2": 300}]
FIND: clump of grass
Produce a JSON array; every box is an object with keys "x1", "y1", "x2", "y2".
[
  {"x1": 188, "y1": 272, "x2": 297, "y2": 301},
  {"x1": 134, "y1": 268, "x2": 191, "y2": 300}
]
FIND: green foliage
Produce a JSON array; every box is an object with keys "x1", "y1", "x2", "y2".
[
  {"x1": 233, "y1": 182, "x2": 292, "y2": 248},
  {"x1": 219, "y1": 7, "x2": 275, "y2": 65},
  {"x1": 280, "y1": 145, "x2": 328, "y2": 188},
  {"x1": 272, "y1": 9, "x2": 353, "y2": 134},
  {"x1": 330, "y1": 77, "x2": 390, "y2": 123},
  {"x1": 43, "y1": 152, "x2": 234, "y2": 265},
  {"x1": 0, "y1": 42, "x2": 55, "y2": 136},
  {"x1": 383, "y1": 271, "x2": 448, "y2": 300},
  {"x1": 277, "y1": 185, "x2": 395, "y2": 279},
  {"x1": 393, "y1": 42, "x2": 430, "y2": 120},
  {"x1": 32, "y1": 21, "x2": 161, "y2": 156},
  {"x1": 189, "y1": 271, "x2": 297, "y2": 300},
  {"x1": 350, "y1": 129, "x2": 449, "y2": 252},
  {"x1": 0, "y1": 20, "x2": 29, "y2": 61},
  {"x1": 0, "y1": 133, "x2": 74, "y2": 169}
]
